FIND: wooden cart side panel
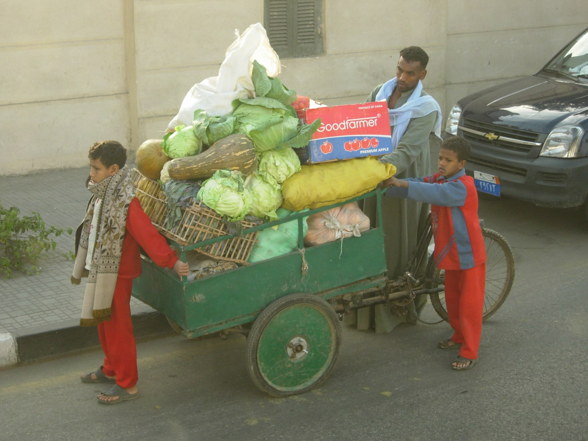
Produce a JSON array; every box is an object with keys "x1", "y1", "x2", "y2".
[
  {"x1": 133, "y1": 226, "x2": 387, "y2": 338},
  {"x1": 132, "y1": 263, "x2": 186, "y2": 326}
]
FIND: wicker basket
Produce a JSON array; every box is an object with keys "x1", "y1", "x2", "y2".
[
  {"x1": 174, "y1": 202, "x2": 258, "y2": 264},
  {"x1": 130, "y1": 169, "x2": 171, "y2": 233},
  {"x1": 130, "y1": 168, "x2": 258, "y2": 265}
]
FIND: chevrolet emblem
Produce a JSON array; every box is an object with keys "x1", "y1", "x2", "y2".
[{"x1": 483, "y1": 132, "x2": 499, "y2": 141}]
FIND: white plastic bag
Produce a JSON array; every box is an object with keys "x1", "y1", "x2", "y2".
[{"x1": 168, "y1": 23, "x2": 280, "y2": 128}]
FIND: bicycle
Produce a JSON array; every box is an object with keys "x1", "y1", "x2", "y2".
[{"x1": 330, "y1": 209, "x2": 515, "y2": 323}]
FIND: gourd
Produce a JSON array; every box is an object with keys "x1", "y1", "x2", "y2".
[{"x1": 167, "y1": 134, "x2": 257, "y2": 181}]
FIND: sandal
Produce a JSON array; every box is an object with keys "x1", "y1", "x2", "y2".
[
  {"x1": 81, "y1": 366, "x2": 115, "y2": 384},
  {"x1": 438, "y1": 339, "x2": 460, "y2": 350},
  {"x1": 97, "y1": 384, "x2": 140, "y2": 405},
  {"x1": 451, "y1": 356, "x2": 477, "y2": 371}
]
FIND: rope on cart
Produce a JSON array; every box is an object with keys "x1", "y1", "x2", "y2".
[
  {"x1": 298, "y1": 248, "x2": 309, "y2": 276},
  {"x1": 323, "y1": 214, "x2": 363, "y2": 258}
]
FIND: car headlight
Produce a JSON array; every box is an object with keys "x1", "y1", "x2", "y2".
[
  {"x1": 445, "y1": 104, "x2": 462, "y2": 135},
  {"x1": 540, "y1": 125, "x2": 584, "y2": 158}
]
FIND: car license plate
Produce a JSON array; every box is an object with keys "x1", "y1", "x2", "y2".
[{"x1": 474, "y1": 171, "x2": 501, "y2": 196}]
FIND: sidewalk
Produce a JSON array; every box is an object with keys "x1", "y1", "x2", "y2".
[{"x1": 0, "y1": 167, "x2": 171, "y2": 367}]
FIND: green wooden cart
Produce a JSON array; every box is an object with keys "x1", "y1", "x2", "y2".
[{"x1": 132, "y1": 189, "x2": 515, "y2": 396}]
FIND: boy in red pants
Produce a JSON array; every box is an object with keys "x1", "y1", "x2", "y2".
[
  {"x1": 381, "y1": 136, "x2": 486, "y2": 370},
  {"x1": 71, "y1": 140, "x2": 189, "y2": 404}
]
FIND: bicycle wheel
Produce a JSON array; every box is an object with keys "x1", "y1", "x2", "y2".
[{"x1": 428, "y1": 228, "x2": 515, "y2": 321}]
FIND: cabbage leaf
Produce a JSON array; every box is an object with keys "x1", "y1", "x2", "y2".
[
  {"x1": 281, "y1": 119, "x2": 322, "y2": 149},
  {"x1": 252, "y1": 60, "x2": 296, "y2": 105},
  {"x1": 192, "y1": 109, "x2": 236, "y2": 147}
]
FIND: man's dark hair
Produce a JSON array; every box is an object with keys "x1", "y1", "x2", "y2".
[
  {"x1": 88, "y1": 140, "x2": 127, "y2": 168},
  {"x1": 441, "y1": 136, "x2": 471, "y2": 161},
  {"x1": 399, "y1": 46, "x2": 429, "y2": 69}
]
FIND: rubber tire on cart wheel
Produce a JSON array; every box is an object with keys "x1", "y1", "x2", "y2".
[
  {"x1": 246, "y1": 293, "x2": 342, "y2": 397},
  {"x1": 427, "y1": 228, "x2": 515, "y2": 321}
]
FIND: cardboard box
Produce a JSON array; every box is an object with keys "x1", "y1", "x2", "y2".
[{"x1": 304, "y1": 102, "x2": 393, "y2": 163}]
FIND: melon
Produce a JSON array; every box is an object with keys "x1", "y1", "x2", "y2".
[{"x1": 135, "y1": 139, "x2": 170, "y2": 180}]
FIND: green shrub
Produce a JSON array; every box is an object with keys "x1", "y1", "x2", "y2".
[{"x1": 0, "y1": 205, "x2": 69, "y2": 277}]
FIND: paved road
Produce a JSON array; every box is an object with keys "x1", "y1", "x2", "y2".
[{"x1": 0, "y1": 196, "x2": 587, "y2": 441}]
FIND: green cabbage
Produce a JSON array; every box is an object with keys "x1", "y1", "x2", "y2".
[
  {"x1": 232, "y1": 98, "x2": 292, "y2": 135},
  {"x1": 232, "y1": 97, "x2": 319, "y2": 152},
  {"x1": 248, "y1": 116, "x2": 300, "y2": 152},
  {"x1": 192, "y1": 109, "x2": 236, "y2": 147},
  {"x1": 163, "y1": 125, "x2": 202, "y2": 158},
  {"x1": 196, "y1": 170, "x2": 251, "y2": 221},
  {"x1": 207, "y1": 117, "x2": 235, "y2": 145},
  {"x1": 258, "y1": 147, "x2": 301, "y2": 184},
  {"x1": 244, "y1": 173, "x2": 282, "y2": 221}
]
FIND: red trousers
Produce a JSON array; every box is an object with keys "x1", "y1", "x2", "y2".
[
  {"x1": 444, "y1": 264, "x2": 486, "y2": 360},
  {"x1": 97, "y1": 277, "x2": 138, "y2": 388}
]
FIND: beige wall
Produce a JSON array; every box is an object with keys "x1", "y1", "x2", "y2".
[
  {"x1": 0, "y1": 0, "x2": 130, "y2": 173},
  {"x1": 1, "y1": 0, "x2": 587, "y2": 175}
]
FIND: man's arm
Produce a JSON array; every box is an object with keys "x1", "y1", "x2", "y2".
[{"x1": 378, "y1": 112, "x2": 437, "y2": 174}]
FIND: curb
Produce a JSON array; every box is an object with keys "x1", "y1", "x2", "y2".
[
  {"x1": 0, "y1": 312, "x2": 174, "y2": 368},
  {"x1": 0, "y1": 333, "x2": 18, "y2": 367}
]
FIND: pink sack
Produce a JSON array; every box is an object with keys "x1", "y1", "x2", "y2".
[{"x1": 304, "y1": 202, "x2": 370, "y2": 246}]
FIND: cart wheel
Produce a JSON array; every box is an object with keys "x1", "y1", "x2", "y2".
[
  {"x1": 165, "y1": 315, "x2": 184, "y2": 335},
  {"x1": 246, "y1": 293, "x2": 342, "y2": 397},
  {"x1": 428, "y1": 228, "x2": 515, "y2": 321}
]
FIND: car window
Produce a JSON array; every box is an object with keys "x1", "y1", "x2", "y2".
[{"x1": 544, "y1": 29, "x2": 588, "y2": 78}]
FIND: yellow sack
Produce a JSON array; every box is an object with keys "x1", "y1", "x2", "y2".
[{"x1": 281, "y1": 157, "x2": 396, "y2": 211}]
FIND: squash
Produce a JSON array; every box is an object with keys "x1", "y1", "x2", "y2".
[
  {"x1": 135, "y1": 139, "x2": 169, "y2": 180},
  {"x1": 167, "y1": 133, "x2": 257, "y2": 181}
]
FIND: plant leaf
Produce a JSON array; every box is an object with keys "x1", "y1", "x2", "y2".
[{"x1": 280, "y1": 118, "x2": 322, "y2": 149}]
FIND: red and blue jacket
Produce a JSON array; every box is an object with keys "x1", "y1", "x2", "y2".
[{"x1": 385, "y1": 169, "x2": 486, "y2": 270}]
